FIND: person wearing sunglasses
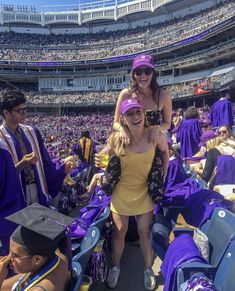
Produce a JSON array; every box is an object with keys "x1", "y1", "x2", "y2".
[
  {"x1": 197, "y1": 125, "x2": 235, "y2": 189},
  {"x1": 200, "y1": 119, "x2": 212, "y2": 133},
  {"x1": 113, "y1": 54, "x2": 172, "y2": 145},
  {"x1": 0, "y1": 89, "x2": 76, "y2": 208}
]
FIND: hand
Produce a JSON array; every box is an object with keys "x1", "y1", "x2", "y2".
[
  {"x1": 148, "y1": 126, "x2": 160, "y2": 145},
  {"x1": 22, "y1": 152, "x2": 38, "y2": 165},
  {"x1": 0, "y1": 255, "x2": 11, "y2": 286},
  {"x1": 119, "y1": 127, "x2": 130, "y2": 145},
  {"x1": 64, "y1": 156, "x2": 77, "y2": 174}
]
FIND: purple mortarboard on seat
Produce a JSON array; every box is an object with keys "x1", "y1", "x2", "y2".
[
  {"x1": 198, "y1": 130, "x2": 217, "y2": 147},
  {"x1": 132, "y1": 54, "x2": 155, "y2": 70}
]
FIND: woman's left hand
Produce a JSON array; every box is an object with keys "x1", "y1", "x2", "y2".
[
  {"x1": 148, "y1": 126, "x2": 160, "y2": 145},
  {"x1": 0, "y1": 255, "x2": 11, "y2": 286}
]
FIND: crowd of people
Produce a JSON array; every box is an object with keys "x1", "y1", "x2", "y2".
[
  {"x1": 0, "y1": 53, "x2": 234, "y2": 291},
  {"x1": 0, "y1": 0, "x2": 234, "y2": 61},
  {"x1": 0, "y1": 75, "x2": 222, "y2": 105}
]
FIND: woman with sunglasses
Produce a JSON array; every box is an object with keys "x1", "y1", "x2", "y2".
[
  {"x1": 113, "y1": 54, "x2": 172, "y2": 145},
  {"x1": 197, "y1": 125, "x2": 235, "y2": 189}
]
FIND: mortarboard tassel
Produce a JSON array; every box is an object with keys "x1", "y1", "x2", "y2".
[{"x1": 90, "y1": 240, "x2": 107, "y2": 283}]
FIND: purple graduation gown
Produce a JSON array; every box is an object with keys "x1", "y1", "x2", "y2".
[
  {"x1": 210, "y1": 98, "x2": 234, "y2": 127},
  {"x1": 161, "y1": 233, "x2": 206, "y2": 291},
  {"x1": 216, "y1": 155, "x2": 235, "y2": 184},
  {"x1": 163, "y1": 158, "x2": 200, "y2": 206},
  {"x1": 4, "y1": 127, "x2": 65, "y2": 206},
  {"x1": 177, "y1": 118, "x2": 202, "y2": 159},
  {"x1": 0, "y1": 148, "x2": 26, "y2": 255}
]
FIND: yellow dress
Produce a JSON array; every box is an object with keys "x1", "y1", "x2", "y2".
[{"x1": 110, "y1": 146, "x2": 155, "y2": 216}]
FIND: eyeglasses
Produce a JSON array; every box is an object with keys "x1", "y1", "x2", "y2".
[
  {"x1": 201, "y1": 125, "x2": 209, "y2": 129},
  {"x1": 11, "y1": 107, "x2": 27, "y2": 115},
  {"x1": 11, "y1": 252, "x2": 32, "y2": 261},
  {"x1": 218, "y1": 130, "x2": 228, "y2": 135},
  {"x1": 133, "y1": 67, "x2": 154, "y2": 76}
]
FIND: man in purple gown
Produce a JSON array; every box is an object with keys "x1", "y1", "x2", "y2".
[
  {"x1": 0, "y1": 89, "x2": 74, "y2": 207},
  {"x1": 0, "y1": 144, "x2": 25, "y2": 255},
  {"x1": 176, "y1": 106, "x2": 202, "y2": 159},
  {"x1": 210, "y1": 92, "x2": 234, "y2": 127}
]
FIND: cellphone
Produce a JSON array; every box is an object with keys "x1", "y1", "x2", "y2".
[{"x1": 145, "y1": 110, "x2": 162, "y2": 127}]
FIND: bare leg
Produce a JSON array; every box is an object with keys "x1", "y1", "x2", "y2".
[
  {"x1": 112, "y1": 212, "x2": 129, "y2": 268},
  {"x1": 136, "y1": 211, "x2": 153, "y2": 269}
]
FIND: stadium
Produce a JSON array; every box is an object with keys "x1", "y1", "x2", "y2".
[{"x1": 0, "y1": 0, "x2": 235, "y2": 290}]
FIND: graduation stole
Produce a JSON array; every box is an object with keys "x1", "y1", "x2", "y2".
[
  {"x1": 0, "y1": 125, "x2": 19, "y2": 164},
  {"x1": 20, "y1": 124, "x2": 49, "y2": 198},
  {"x1": 80, "y1": 138, "x2": 91, "y2": 162},
  {"x1": 14, "y1": 255, "x2": 60, "y2": 291}
]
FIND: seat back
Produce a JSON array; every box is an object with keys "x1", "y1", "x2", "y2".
[
  {"x1": 69, "y1": 261, "x2": 82, "y2": 291},
  {"x1": 201, "y1": 208, "x2": 235, "y2": 266},
  {"x1": 72, "y1": 226, "x2": 100, "y2": 273},
  {"x1": 213, "y1": 239, "x2": 235, "y2": 291},
  {"x1": 90, "y1": 206, "x2": 110, "y2": 231}
]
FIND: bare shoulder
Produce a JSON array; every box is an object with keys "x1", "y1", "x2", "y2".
[
  {"x1": 118, "y1": 88, "x2": 130, "y2": 100},
  {"x1": 160, "y1": 88, "x2": 171, "y2": 100}
]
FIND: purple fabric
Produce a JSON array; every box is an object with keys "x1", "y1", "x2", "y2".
[
  {"x1": 216, "y1": 155, "x2": 235, "y2": 185},
  {"x1": 5, "y1": 127, "x2": 65, "y2": 206},
  {"x1": 161, "y1": 233, "x2": 206, "y2": 291},
  {"x1": 70, "y1": 161, "x2": 89, "y2": 178},
  {"x1": 0, "y1": 148, "x2": 26, "y2": 255},
  {"x1": 184, "y1": 189, "x2": 232, "y2": 227},
  {"x1": 198, "y1": 131, "x2": 217, "y2": 147},
  {"x1": 70, "y1": 189, "x2": 111, "y2": 238},
  {"x1": 177, "y1": 119, "x2": 202, "y2": 159},
  {"x1": 210, "y1": 99, "x2": 234, "y2": 127},
  {"x1": 132, "y1": 54, "x2": 155, "y2": 70},
  {"x1": 163, "y1": 158, "x2": 200, "y2": 206}
]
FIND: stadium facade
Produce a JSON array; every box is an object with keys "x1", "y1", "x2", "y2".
[{"x1": 0, "y1": 0, "x2": 234, "y2": 113}]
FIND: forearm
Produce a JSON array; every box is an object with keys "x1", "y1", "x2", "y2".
[{"x1": 159, "y1": 121, "x2": 171, "y2": 131}]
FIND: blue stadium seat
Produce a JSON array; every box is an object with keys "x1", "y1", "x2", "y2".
[
  {"x1": 90, "y1": 206, "x2": 110, "y2": 232},
  {"x1": 213, "y1": 239, "x2": 235, "y2": 291},
  {"x1": 72, "y1": 226, "x2": 100, "y2": 273},
  {"x1": 69, "y1": 261, "x2": 83, "y2": 291},
  {"x1": 176, "y1": 208, "x2": 235, "y2": 289}
]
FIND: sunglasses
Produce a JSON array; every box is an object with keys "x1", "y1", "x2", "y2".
[
  {"x1": 11, "y1": 107, "x2": 27, "y2": 115},
  {"x1": 201, "y1": 125, "x2": 209, "y2": 129},
  {"x1": 218, "y1": 130, "x2": 228, "y2": 135},
  {"x1": 133, "y1": 67, "x2": 154, "y2": 76}
]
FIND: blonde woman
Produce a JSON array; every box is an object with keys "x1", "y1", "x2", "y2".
[{"x1": 103, "y1": 98, "x2": 169, "y2": 290}]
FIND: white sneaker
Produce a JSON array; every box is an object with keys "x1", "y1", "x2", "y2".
[
  {"x1": 106, "y1": 266, "x2": 120, "y2": 289},
  {"x1": 144, "y1": 268, "x2": 156, "y2": 290}
]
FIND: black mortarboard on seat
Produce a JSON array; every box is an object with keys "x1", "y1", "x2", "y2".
[{"x1": 6, "y1": 203, "x2": 74, "y2": 269}]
